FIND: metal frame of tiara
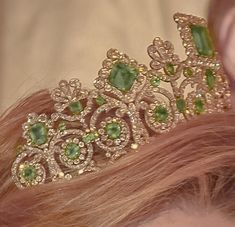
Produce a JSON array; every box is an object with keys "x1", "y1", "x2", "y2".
[{"x1": 12, "y1": 13, "x2": 231, "y2": 189}]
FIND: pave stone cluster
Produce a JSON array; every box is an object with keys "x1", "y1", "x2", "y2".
[{"x1": 12, "y1": 13, "x2": 231, "y2": 188}]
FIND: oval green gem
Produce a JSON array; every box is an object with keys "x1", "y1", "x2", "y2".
[
  {"x1": 29, "y1": 122, "x2": 48, "y2": 146},
  {"x1": 190, "y1": 25, "x2": 215, "y2": 57},
  {"x1": 96, "y1": 96, "x2": 106, "y2": 106},
  {"x1": 176, "y1": 98, "x2": 186, "y2": 113},
  {"x1": 105, "y1": 122, "x2": 121, "y2": 140},
  {"x1": 21, "y1": 165, "x2": 37, "y2": 182},
  {"x1": 205, "y1": 68, "x2": 216, "y2": 90},
  {"x1": 64, "y1": 143, "x2": 81, "y2": 160},
  {"x1": 154, "y1": 106, "x2": 169, "y2": 123},
  {"x1": 194, "y1": 98, "x2": 204, "y2": 114},
  {"x1": 69, "y1": 101, "x2": 83, "y2": 114},
  {"x1": 164, "y1": 63, "x2": 175, "y2": 75},
  {"x1": 58, "y1": 121, "x2": 66, "y2": 132},
  {"x1": 150, "y1": 76, "x2": 161, "y2": 87},
  {"x1": 108, "y1": 62, "x2": 138, "y2": 92}
]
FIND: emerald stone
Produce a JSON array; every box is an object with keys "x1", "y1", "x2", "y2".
[
  {"x1": 176, "y1": 98, "x2": 186, "y2": 113},
  {"x1": 69, "y1": 101, "x2": 83, "y2": 114},
  {"x1": 205, "y1": 68, "x2": 216, "y2": 90},
  {"x1": 29, "y1": 122, "x2": 48, "y2": 146},
  {"x1": 190, "y1": 24, "x2": 215, "y2": 57},
  {"x1": 150, "y1": 76, "x2": 161, "y2": 87},
  {"x1": 105, "y1": 122, "x2": 121, "y2": 140},
  {"x1": 194, "y1": 98, "x2": 204, "y2": 114},
  {"x1": 21, "y1": 165, "x2": 37, "y2": 182},
  {"x1": 64, "y1": 143, "x2": 80, "y2": 160},
  {"x1": 82, "y1": 132, "x2": 98, "y2": 144},
  {"x1": 183, "y1": 67, "x2": 193, "y2": 77},
  {"x1": 154, "y1": 106, "x2": 169, "y2": 123},
  {"x1": 96, "y1": 96, "x2": 106, "y2": 106},
  {"x1": 108, "y1": 62, "x2": 138, "y2": 92},
  {"x1": 58, "y1": 121, "x2": 66, "y2": 132},
  {"x1": 164, "y1": 63, "x2": 175, "y2": 75}
]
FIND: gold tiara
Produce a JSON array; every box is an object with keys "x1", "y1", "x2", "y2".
[{"x1": 12, "y1": 13, "x2": 231, "y2": 189}]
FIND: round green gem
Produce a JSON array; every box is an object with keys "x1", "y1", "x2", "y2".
[
  {"x1": 21, "y1": 165, "x2": 37, "y2": 182},
  {"x1": 64, "y1": 143, "x2": 81, "y2": 160},
  {"x1": 164, "y1": 63, "x2": 175, "y2": 75},
  {"x1": 183, "y1": 67, "x2": 193, "y2": 77},
  {"x1": 176, "y1": 98, "x2": 186, "y2": 113},
  {"x1": 69, "y1": 101, "x2": 83, "y2": 114},
  {"x1": 150, "y1": 76, "x2": 161, "y2": 87},
  {"x1": 29, "y1": 122, "x2": 48, "y2": 146},
  {"x1": 205, "y1": 68, "x2": 216, "y2": 90},
  {"x1": 154, "y1": 106, "x2": 169, "y2": 123},
  {"x1": 108, "y1": 62, "x2": 138, "y2": 92},
  {"x1": 105, "y1": 122, "x2": 121, "y2": 140},
  {"x1": 96, "y1": 96, "x2": 106, "y2": 106},
  {"x1": 194, "y1": 98, "x2": 204, "y2": 114}
]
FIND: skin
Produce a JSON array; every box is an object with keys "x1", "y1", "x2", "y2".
[{"x1": 141, "y1": 209, "x2": 234, "y2": 227}]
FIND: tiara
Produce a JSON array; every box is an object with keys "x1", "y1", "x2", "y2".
[{"x1": 12, "y1": 13, "x2": 231, "y2": 189}]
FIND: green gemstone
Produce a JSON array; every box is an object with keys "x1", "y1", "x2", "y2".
[
  {"x1": 176, "y1": 98, "x2": 186, "y2": 113},
  {"x1": 194, "y1": 98, "x2": 204, "y2": 114},
  {"x1": 29, "y1": 122, "x2": 48, "y2": 146},
  {"x1": 164, "y1": 63, "x2": 175, "y2": 75},
  {"x1": 205, "y1": 69, "x2": 216, "y2": 90},
  {"x1": 69, "y1": 101, "x2": 83, "y2": 114},
  {"x1": 21, "y1": 165, "x2": 37, "y2": 182},
  {"x1": 150, "y1": 76, "x2": 161, "y2": 87},
  {"x1": 183, "y1": 67, "x2": 193, "y2": 77},
  {"x1": 154, "y1": 106, "x2": 169, "y2": 123},
  {"x1": 64, "y1": 143, "x2": 81, "y2": 160},
  {"x1": 82, "y1": 132, "x2": 98, "y2": 144},
  {"x1": 108, "y1": 62, "x2": 138, "y2": 92},
  {"x1": 105, "y1": 122, "x2": 121, "y2": 140},
  {"x1": 190, "y1": 24, "x2": 215, "y2": 57},
  {"x1": 58, "y1": 121, "x2": 66, "y2": 132},
  {"x1": 96, "y1": 96, "x2": 106, "y2": 106}
]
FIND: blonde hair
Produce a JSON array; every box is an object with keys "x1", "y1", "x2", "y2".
[{"x1": 0, "y1": 90, "x2": 235, "y2": 227}]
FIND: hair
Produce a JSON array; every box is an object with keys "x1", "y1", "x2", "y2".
[{"x1": 0, "y1": 88, "x2": 235, "y2": 227}]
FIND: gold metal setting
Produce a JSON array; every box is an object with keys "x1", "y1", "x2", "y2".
[{"x1": 12, "y1": 13, "x2": 231, "y2": 189}]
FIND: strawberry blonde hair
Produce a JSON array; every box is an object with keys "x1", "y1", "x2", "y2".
[{"x1": 0, "y1": 90, "x2": 234, "y2": 227}]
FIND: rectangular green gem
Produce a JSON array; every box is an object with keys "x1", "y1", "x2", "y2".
[{"x1": 190, "y1": 24, "x2": 215, "y2": 57}]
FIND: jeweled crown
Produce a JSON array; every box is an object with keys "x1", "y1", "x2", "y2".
[{"x1": 12, "y1": 13, "x2": 231, "y2": 188}]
